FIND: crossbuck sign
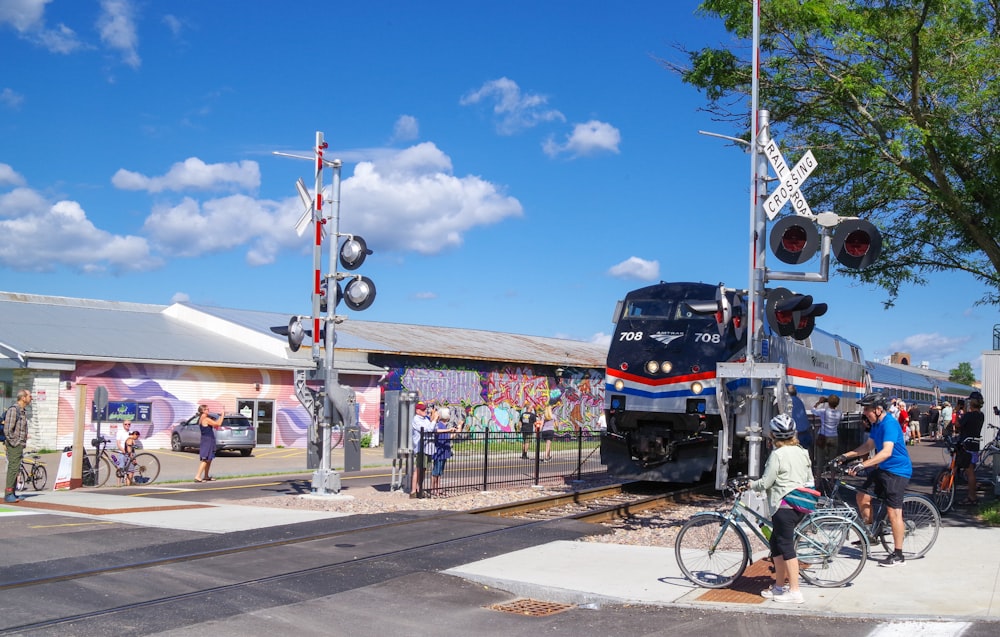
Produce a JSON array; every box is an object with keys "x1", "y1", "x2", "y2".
[{"x1": 762, "y1": 140, "x2": 817, "y2": 220}]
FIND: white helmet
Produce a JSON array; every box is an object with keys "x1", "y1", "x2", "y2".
[
  {"x1": 769, "y1": 413, "x2": 796, "y2": 440},
  {"x1": 437, "y1": 407, "x2": 451, "y2": 421}
]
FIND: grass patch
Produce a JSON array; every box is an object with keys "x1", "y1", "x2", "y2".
[{"x1": 979, "y1": 501, "x2": 1000, "y2": 526}]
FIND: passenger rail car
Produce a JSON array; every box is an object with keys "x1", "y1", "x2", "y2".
[
  {"x1": 868, "y1": 361, "x2": 975, "y2": 410},
  {"x1": 602, "y1": 281, "x2": 867, "y2": 483}
]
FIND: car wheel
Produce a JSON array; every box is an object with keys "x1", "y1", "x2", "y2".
[
  {"x1": 171, "y1": 434, "x2": 183, "y2": 452},
  {"x1": 240, "y1": 449, "x2": 252, "y2": 457}
]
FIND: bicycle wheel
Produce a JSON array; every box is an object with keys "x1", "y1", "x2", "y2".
[
  {"x1": 30, "y1": 465, "x2": 48, "y2": 490},
  {"x1": 796, "y1": 514, "x2": 868, "y2": 587},
  {"x1": 91, "y1": 454, "x2": 113, "y2": 487},
  {"x1": 879, "y1": 494, "x2": 940, "y2": 558},
  {"x1": 16, "y1": 466, "x2": 28, "y2": 492},
  {"x1": 131, "y1": 453, "x2": 161, "y2": 484},
  {"x1": 674, "y1": 512, "x2": 750, "y2": 589},
  {"x1": 932, "y1": 468, "x2": 955, "y2": 514}
]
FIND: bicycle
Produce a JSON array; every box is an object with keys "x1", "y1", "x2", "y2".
[
  {"x1": 818, "y1": 462, "x2": 940, "y2": 559},
  {"x1": 674, "y1": 478, "x2": 868, "y2": 589},
  {"x1": 15, "y1": 453, "x2": 48, "y2": 491},
  {"x1": 935, "y1": 424, "x2": 1000, "y2": 512},
  {"x1": 83, "y1": 437, "x2": 161, "y2": 487}
]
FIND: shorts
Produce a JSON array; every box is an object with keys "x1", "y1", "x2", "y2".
[
  {"x1": 863, "y1": 469, "x2": 908, "y2": 509},
  {"x1": 540, "y1": 430, "x2": 555, "y2": 442},
  {"x1": 769, "y1": 507, "x2": 805, "y2": 561},
  {"x1": 956, "y1": 447, "x2": 979, "y2": 470},
  {"x1": 431, "y1": 458, "x2": 446, "y2": 476},
  {"x1": 520, "y1": 427, "x2": 535, "y2": 441}
]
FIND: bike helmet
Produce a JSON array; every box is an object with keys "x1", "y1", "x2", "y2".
[
  {"x1": 769, "y1": 413, "x2": 796, "y2": 440},
  {"x1": 857, "y1": 392, "x2": 887, "y2": 409}
]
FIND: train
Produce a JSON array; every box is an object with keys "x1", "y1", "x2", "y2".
[{"x1": 600, "y1": 281, "x2": 971, "y2": 484}]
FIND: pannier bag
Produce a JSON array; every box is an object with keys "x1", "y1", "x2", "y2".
[{"x1": 783, "y1": 486, "x2": 821, "y2": 514}]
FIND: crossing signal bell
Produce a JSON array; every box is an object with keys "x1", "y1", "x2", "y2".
[{"x1": 765, "y1": 287, "x2": 827, "y2": 340}]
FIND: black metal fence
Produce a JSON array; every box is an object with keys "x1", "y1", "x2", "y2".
[{"x1": 413, "y1": 429, "x2": 605, "y2": 498}]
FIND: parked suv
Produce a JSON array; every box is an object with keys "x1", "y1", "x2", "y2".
[{"x1": 171, "y1": 414, "x2": 256, "y2": 456}]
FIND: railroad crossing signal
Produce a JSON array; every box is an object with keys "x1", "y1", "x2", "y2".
[
  {"x1": 765, "y1": 287, "x2": 827, "y2": 340},
  {"x1": 762, "y1": 140, "x2": 817, "y2": 220}
]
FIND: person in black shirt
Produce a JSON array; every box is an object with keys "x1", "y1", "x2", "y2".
[
  {"x1": 957, "y1": 391, "x2": 985, "y2": 505},
  {"x1": 520, "y1": 408, "x2": 538, "y2": 459}
]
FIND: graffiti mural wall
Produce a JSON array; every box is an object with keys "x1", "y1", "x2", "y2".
[
  {"x1": 379, "y1": 358, "x2": 604, "y2": 434},
  {"x1": 55, "y1": 362, "x2": 381, "y2": 450}
]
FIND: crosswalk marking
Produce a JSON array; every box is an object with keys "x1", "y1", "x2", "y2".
[{"x1": 867, "y1": 621, "x2": 972, "y2": 637}]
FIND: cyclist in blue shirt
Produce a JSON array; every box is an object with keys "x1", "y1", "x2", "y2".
[{"x1": 836, "y1": 392, "x2": 912, "y2": 568}]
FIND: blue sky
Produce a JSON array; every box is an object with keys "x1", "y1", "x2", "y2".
[{"x1": 0, "y1": 0, "x2": 995, "y2": 378}]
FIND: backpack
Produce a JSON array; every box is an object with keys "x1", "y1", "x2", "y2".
[{"x1": 0, "y1": 406, "x2": 9, "y2": 442}]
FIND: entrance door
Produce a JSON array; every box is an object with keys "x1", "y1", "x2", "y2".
[{"x1": 237, "y1": 399, "x2": 275, "y2": 446}]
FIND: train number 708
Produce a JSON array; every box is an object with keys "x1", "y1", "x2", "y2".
[
  {"x1": 694, "y1": 332, "x2": 721, "y2": 343},
  {"x1": 618, "y1": 331, "x2": 643, "y2": 341}
]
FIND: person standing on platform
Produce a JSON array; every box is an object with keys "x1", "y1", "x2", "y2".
[
  {"x1": 194, "y1": 405, "x2": 223, "y2": 483},
  {"x1": 410, "y1": 402, "x2": 437, "y2": 496},
  {"x1": 940, "y1": 401, "x2": 953, "y2": 440},
  {"x1": 788, "y1": 386, "x2": 812, "y2": 454},
  {"x1": 957, "y1": 391, "x2": 985, "y2": 506},
  {"x1": 812, "y1": 394, "x2": 843, "y2": 474},
  {"x1": 3, "y1": 389, "x2": 31, "y2": 503},
  {"x1": 430, "y1": 407, "x2": 458, "y2": 495},
  {"x1": 751, "y1": 414, "x2": 812, "y2": 605},
  {"x1": 520, "y1": 407, "x2": 537, "y2": 460}
]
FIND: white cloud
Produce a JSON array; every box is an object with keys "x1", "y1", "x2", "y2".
[
  {"x1": 342, "y1": 142, "x2": 523, "y2": 254},
  {"x1": 887, "y1": 332, "x2": 973, "y2": 365},
  {"x1": 0, "y1": 164, "x2": 26, "y2": 187},
  {"x1": 0, "y1": 189, "x2": 155, "y2": 273},
  {"x1": 97, "y1": 0, "x2": 140, "y2": 69},
  {"x1": 413, "y1": 291, "x2": 437, "y2": 300},
  {"x1": 112, "y1": 158, "x2": 261, "y2": 193},
  {"x1": 393, "y1": 115, "x2": 419, "y2": 142},
  {"x1": 0, "y1": 0, "x2": 84, "y2": 54},
  {"x1": 170, "y1": 291, "x2": 190, "y2": 303},
  {"x1": 1, "y1": 88, "x2": 24, "y2": 109},
  {"x1": 543, "y1": 120, "x2": 621, "y2": 158},
  {"x1": 162, "y1": 14, "x2": 183, "y2": 37},
  {"x1": 608, "y1": 256, "x2": 659, "y2": 281},
  {"x1": 460, "y1": 77, "x2": 565, "y2": 135},
  {"x1": 589, "y1": 332, "x2": 612, "y2": 348},
  {"x1": 0, "y1": 0, "x2": 49, "y2": 31}
]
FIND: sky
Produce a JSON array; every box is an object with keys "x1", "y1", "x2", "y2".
[{"x1": 1, "y1": 0, "x2": 996, "y2": 379}]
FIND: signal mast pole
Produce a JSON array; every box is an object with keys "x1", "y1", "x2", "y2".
[{"x1": 746, "y1": 0, "x2": 767, "y2": 478}]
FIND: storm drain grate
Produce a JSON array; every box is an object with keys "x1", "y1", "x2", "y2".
[{"x1": 489, "y1": 599, "x2": 576, "y2": 617}]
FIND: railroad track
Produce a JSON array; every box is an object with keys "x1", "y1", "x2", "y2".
[
  {"x1": 471, "y1": 482, "x2": 713, "y2": 523},
  {"x1": 0, "y1": 482, "x2": 710, "y2": 634}
]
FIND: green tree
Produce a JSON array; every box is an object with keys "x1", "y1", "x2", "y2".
[
  {"x1": 667, "y1": 0, "x2": 1000, "y2": 307},
  {"x1": 949, "y1": 361, "x2": 977, "y2": 385}
]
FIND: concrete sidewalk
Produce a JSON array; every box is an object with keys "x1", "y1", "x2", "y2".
[{"x1": 448, "y1": 524, "x2": 1000, "y2": 620}]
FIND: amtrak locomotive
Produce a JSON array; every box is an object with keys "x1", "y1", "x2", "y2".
[{"x1": 601, "y1": 281, "x2": 868, "y2": 483}]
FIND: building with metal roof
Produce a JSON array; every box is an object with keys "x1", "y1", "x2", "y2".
[{"x1": 0, "y1": 291, "x2": 607, "y2": 451}]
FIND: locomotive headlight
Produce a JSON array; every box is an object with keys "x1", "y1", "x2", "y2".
[
  {"x1": 661, "y1": 361, "x2": 673, "y2": 374},
  {"x1": 691, "y1": 382, "x2": 704, "y2": 395},
  {"x1": 614, "y1": 379, "x2": 625, "y2": 391},
  {"x1": 645, "y1": 360, "x2": 659, "y2": 374}
]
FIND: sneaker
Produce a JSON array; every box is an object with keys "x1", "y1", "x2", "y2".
[
  {"x1": 760, "y1": 585, "x2": 789, "y2": 599},
  {"x1": 772, "y1": 590, "x2": 804, "y2": 604},
  {"x1": 880, "y1": 552, "x2": 905, "y2": 568},
  {"x1": 521, "y1": 453, "x2": 528, "y2": 459},
  {"x1": 4, "y1": 493, "x2": 22, "y2": 504}
]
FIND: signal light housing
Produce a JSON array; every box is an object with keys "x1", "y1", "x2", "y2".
[
  {"x1": 765, "y1": 287, "x2": 827, "y2": 340},
  {"x1": 770, "y1": 215, "x2": 820, "y2": 264},
  {"x1": 343, "y1": 275, "x2": 376, "y2": 311},
  {"x1": 339, "y1": 235, "x2": 372, "y2": 271},
  {"x1": 832, "y1": 219, "x2": 882, "y2": 269}
]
